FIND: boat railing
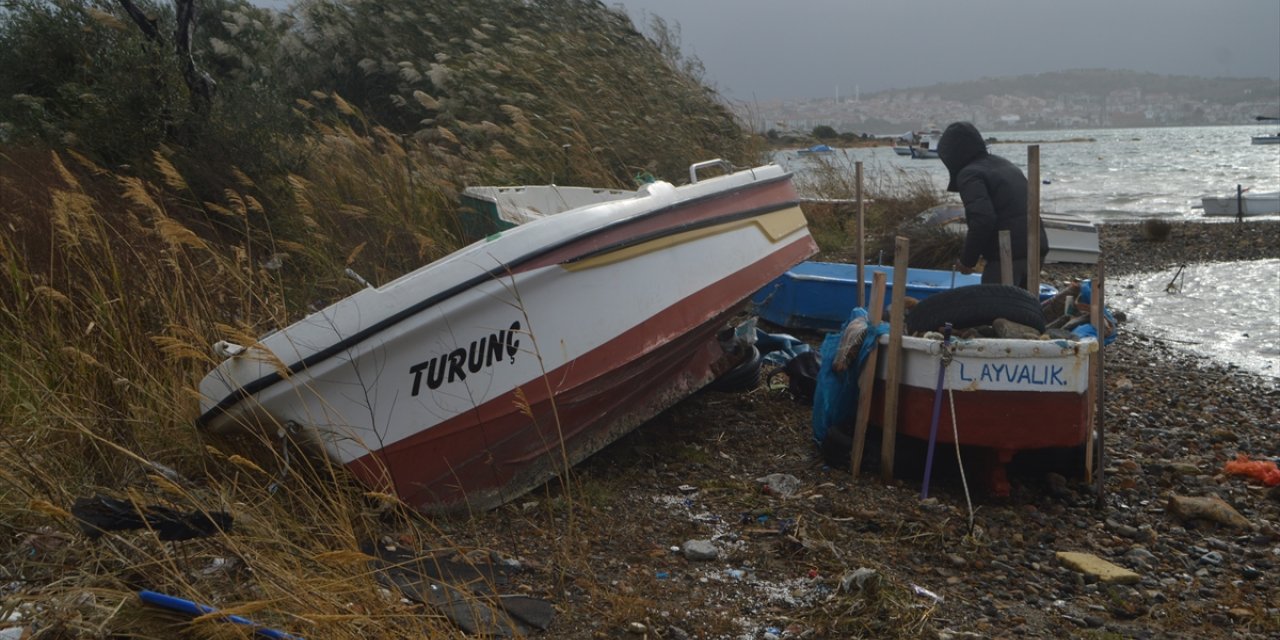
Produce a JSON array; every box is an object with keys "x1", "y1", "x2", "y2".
[{"x1": 689, "y1": 159, "x2": 734, "y2": 184}]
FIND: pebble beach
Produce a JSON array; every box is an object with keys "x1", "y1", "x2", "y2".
[{"x1": 458, "y1": 219, "x2": 1280, "y2": 639}]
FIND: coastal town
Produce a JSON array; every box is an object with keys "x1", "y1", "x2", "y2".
[{"x1": 743, "y1": 71, "x2": 1279, "y2": 135}]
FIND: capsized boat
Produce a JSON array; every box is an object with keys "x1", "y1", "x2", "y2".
[
  {"x1": 1201, "y1": 190, "x2": 1280, "y2": 217},
  {"x1": 198, "y1": 160, "x2": 817, "y2": 512}
]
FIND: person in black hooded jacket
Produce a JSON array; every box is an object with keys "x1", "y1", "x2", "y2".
[{"x1": 935, "y1": 121, "x2": 1048, "y2": 287}]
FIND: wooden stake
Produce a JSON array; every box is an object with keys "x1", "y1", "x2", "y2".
[
  {"x1": 998, "y1": 230, "x2": 1013, "y2": 285},
  {"x1": 850, "y1": 271, "x2": 887, "y2": 477},
  {"x1": 1092, "y1": 258, "x2": 1107, "y2": 508},
  {"x1": 1027, "y1": 145, "x2": 1041, "y2": 294},
  {"x1": 856, "y1": 161, "x2": 866, "y2": 310},
  {"x1": 880, "y1": 237, "x2": 909, "y2": 482}
]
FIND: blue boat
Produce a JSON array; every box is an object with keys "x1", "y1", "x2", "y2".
[
  {"x1": 797, "y1": 144, "x2": 835, "y2": 155},
  {"x1": 751, "y1": 262, "x2": 1055, "y2": 331}
]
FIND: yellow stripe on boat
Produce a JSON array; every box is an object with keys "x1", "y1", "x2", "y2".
[{"x1": 562, "y1": 206, "x2": 806, "y2": 271}]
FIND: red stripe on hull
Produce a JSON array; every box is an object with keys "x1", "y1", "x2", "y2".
[
  {"x1": 348, "y1": 234, "x2": 817, "y2": 511},
  {"x1": 870, "y1": 382, "x2": 1089, "y2": 450}
]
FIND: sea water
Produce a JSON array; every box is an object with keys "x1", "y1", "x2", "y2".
[
  {"x1": 776, "y1": 125, "x2": 1280, "y2": 379},
  {"x1": 1112, "y1": 260, "x2": 1280, "y2": 379}
]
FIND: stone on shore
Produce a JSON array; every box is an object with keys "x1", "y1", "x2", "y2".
[{"x1": 1055, "y1": 551, "x2": 1141, "y2": 584}]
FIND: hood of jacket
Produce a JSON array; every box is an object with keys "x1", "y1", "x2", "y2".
[{"x1": 936, "y1": 122, "x2": 988, "y2": 192}]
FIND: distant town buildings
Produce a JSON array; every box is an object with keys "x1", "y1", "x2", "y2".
[{"x1": 742, "y1": 86, "x2": 1279, "y2": 134}]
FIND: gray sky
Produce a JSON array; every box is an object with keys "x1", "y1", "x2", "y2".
[{"x1": 611, "y1": 0, "x2": 1280, "y2": 101}]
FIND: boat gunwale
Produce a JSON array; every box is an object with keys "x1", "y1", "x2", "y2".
[{"x1": 197, "y1": 172, "x2": 797, "y2": 427}]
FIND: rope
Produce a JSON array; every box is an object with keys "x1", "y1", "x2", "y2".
[{"x1": 947, "y1": 377, "x2": 976, "y2": 535}]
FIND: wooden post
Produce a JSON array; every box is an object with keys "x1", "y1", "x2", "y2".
[
  {"x1": 1236, "y1": 184, "x2": 1244, "y2": 223},
  {"x1": 1091, "y1": 258, "x2": 1107, "y2": 508},
  {"x1": 1027, "y1": 145, "x2": 1041, "y2": 294},
  {"x1": 880, "y1": 236, "x2": 909, "y2": 482},
  {"x1": 998, "y1": 230, "x2": 1013, "y2": 285},
  {"x1": 856, "y1": 161, "x2": 866, "y2": 310},
  {"x1": 850, "y1": 271, "x2": 887, "y2": 477}
]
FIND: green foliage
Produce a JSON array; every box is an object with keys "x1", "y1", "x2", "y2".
[
  {"x1": 811, "y1": 125, "x2": 837, "y2": 139},
  {"x1": 0, "y1": 0, "x2": 187, "y2": 162},
  {"x1": 279, "y1": 0, "x2": 758, "y2": 186}
]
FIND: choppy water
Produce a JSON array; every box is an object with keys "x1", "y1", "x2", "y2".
[
  {"x1": 777, "y1": 125, "x2": 1280, "y2": 378},
  {"x1": 778, "y1": 124, "x2": 1280, "y2": 222},
  {"x1": 1112, "y1": 260, "x2": 1280, "y2": 379}
]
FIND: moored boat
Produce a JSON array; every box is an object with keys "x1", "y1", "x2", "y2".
[
  {"x1": 198, "y1": 161, "x2": 817, "y2": 512},
  {"x1": 1251, "y1": 133, "x2": 1280, "y2": 145},
  {"x1": 915, "y1": 205, "x2": 1101, "y2": 264},
  {"x1": 798, "y1": 144, "x2": 836, "y2": 155},
  {"x1": 1201, "y1": 190, "x2": 1280, "y2": 217}
]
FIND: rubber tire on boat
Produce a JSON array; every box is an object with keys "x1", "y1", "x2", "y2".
[
  {"x1": 706, "y1": 345, "x2": 762, "y2": 393},
  {"x1": 906, "y1": 284, "x2": 1046, "y2": 334}
]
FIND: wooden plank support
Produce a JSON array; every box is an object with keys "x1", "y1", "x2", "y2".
[
  {"x1": 880, "y1": 236, "x2": 910, "y2": 482},
  {"x1": 1027, "y1": 145, "x2": 1041, "y2": 294},
  {"x1": 855, "y1": 161, "x2": 866, "y2": 310},
  {"x1": 1091, "y1": 257, "x2": 1107, "y2": 508},
  {"x1": 850, "y1": 271, "x2": 887, "y2": 477}
]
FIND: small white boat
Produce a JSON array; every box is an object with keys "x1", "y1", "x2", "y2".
[
  {"x1": 198, "y1": 160, "x2": 817, "y2": 512},
  {"x1": 1251, "y1": 133, "x2": 1280, "y2": 145},
  {"x1": 892, "y1": 145, "x2": 912, "y2": 156},
  {"x1": 910, "y1": 130, "x2": 942, "y2": 159},
  {"x1": 915, "y1": 205, "x2": 1101, "y2": 264},
  {"x1": 1201, "y1": 190, "x2": 1280, "y2": 217}
]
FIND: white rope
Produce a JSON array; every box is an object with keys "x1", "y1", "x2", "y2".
[{"x1": 947, "y1": 386, "x2": 975, "y2": 534}]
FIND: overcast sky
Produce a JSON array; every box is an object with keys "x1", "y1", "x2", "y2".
[{"x1": 610, "y1": 0, "x2": 1280, "y2": 101}]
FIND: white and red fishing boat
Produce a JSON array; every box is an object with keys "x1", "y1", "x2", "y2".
[
  {"x1": 869, "y1": 335, "x2": 1098, "y2": 496},
  {"x1": 198, "y1": 160, "x2": 817, "y2": 512}
]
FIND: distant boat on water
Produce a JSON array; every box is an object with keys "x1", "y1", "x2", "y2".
[
  {"x1": 1251, "y1": 133, "x2": 1280, "y2": 145},
  {"x1": 910, "y1": 130, "x2": 942, "y2": 159},
  {"x1": 798, "y1": 144, "x2": 835, "y2": 155}
]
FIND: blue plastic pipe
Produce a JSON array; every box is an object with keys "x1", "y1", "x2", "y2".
[
  {"x1": 920, "y1": 323, "x2": 953, "y2": 499},
  {"x1": 137, "y1": 590, "x2": 304, "y2": 640}
]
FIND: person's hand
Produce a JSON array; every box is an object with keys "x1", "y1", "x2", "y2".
[{"x1": 955, "y1": 261, "x2": 975, "y2": 275}]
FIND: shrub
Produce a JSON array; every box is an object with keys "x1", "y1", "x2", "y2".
[{"x1": 1141, "y1": 218, "x2": 1172, "y2": 242}]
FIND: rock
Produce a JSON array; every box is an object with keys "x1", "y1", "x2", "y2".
[
  {"x1": 1123, "y1": 547, "x2": 1157, "y2": 568},
  {"x1": 1166, "y1": 494, "x2": 1252, "y2": 530},
  {"x1": 681, "y1": 539, "x2": 718, "y2": 561},
  {"x1": 627, "y1": 622, "x2": 647, "y2": 634},
  {"x1": 667, "y1": 626, "x2": 691, "y2": 640},
  {"x1": 1056, "y1": 551, "x2": 1141, "y2": 584},
  {"x1": 993, "y1": 318, "x2": 1042, "y2": 340},
  {"x1": 841, "y1": 567, "x2": 880, "y2": 594}
]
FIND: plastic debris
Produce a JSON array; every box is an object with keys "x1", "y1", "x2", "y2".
[
  {"x1": 1223, "y1": 454, "x2": 1280, "y2": 486},
  {"x1": 911, "y1": 584, "x2": 944, "y2": 604}
]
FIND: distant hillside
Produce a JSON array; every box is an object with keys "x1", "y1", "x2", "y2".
[{"x1": 869, "y1": 69, "x2": 1279, "y2": 108}]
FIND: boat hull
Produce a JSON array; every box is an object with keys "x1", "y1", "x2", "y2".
[
  {"x1": 751, "y1": 262, "x2": 1056, "y2": 332},
  {"x1": 1201, "y1": 191, "x2": 1280, "y2": 217},
  {"x1": 199, "y1": 165, "x2": 817, "y2": 511},
  {"x1": 869, "y1": 335, "x2": 1097, "y2": 495}
]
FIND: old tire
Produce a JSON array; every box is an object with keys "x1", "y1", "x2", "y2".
[
  {"x1": 706, "y1": 345, "x2": 761, "y2": 393},
  {"x1": 906, "y1": 284, "x2": 1046, "y2": 334}
]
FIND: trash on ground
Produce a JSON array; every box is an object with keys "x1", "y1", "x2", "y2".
[
  {"x1": 363, "y1": 541, "x2": 553, "y2": 636},
  {"x1": 1223, "y1": 454, "x2": 1280, "y2": 486}
]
